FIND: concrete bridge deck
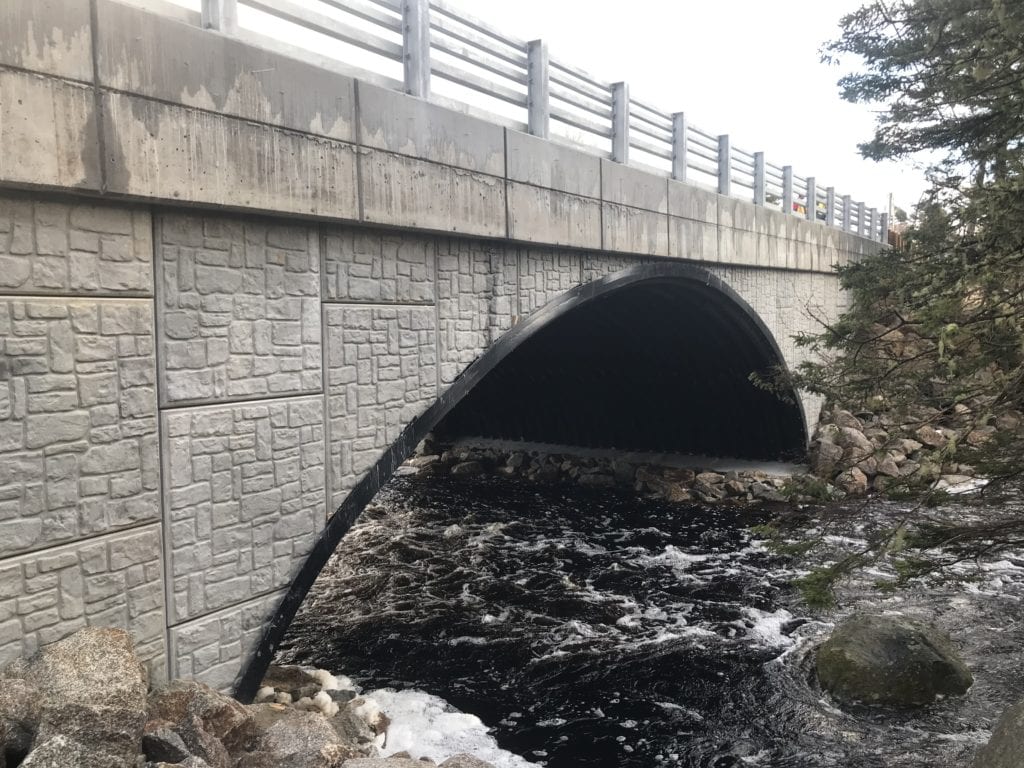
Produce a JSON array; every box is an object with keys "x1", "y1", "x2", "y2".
[{"x1": 0, "y1": 0, "x2": 882, "y2": 694}]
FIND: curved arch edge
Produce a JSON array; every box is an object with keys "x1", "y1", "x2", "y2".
[{"x1": 234, "y1": 261, "x2": 806, "y2": 700}]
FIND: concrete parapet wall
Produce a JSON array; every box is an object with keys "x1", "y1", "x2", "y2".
[{"x1": 2, "y1": 0, "x2": 878, "y2": 273}]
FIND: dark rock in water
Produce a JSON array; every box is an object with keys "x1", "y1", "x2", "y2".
[
  {"x1": 973, "y1": 699, "x2": 1024, "y2": 768},
  {"x1": 326, "y1": 689, "x2": 357, "y2": 704},
  {"x1": 451, "y1": 461, "x2": 484, "y2": 478},
  {"x1": 0, "y1": 676, "x2": 41, "y2": 762},
  {"x1": 260, "y1": 665, "x2": 322, "y2": 703},
  {"x1": 147, "y1": 680, "x2": 255, "y2": 754},
  {"x1": 327, "y1": 705, "x2": 375, "y2": 749},
  {"x1": 816, "y1": 614, "x2": 973, "y2": 707},
  {"x1": 19, "y1": 734, "x2": 126, "y2": 768}
]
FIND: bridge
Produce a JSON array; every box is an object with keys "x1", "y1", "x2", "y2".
[{"x1": 0, "y1": 0, "x2": 885, "y2": 696}]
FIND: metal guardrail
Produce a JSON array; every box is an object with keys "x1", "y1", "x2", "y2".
[{"x1": 199, "y1": 0, "x2": 889, "y2": 241}]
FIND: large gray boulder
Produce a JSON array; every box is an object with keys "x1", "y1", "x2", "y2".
[
  {"x1": 974, "y1": 700, "x2": 1024, "y2": 767},
  {"x1": 6, "y1": 628, "x2": 148, "y2": 766},
  {"x1": 147, "y1": 680, "x2": 255, "y2": 756},
  {"x1": 248, "y1": 703, "x2": 363, "y2": 768},
  {"x1": 19, "y1": 734, "x2": 125, "y2": 768},
  {"x1": 0, "y1": 677, "x2": 42, "y2": 763},
  {"x1": 817, "y1": 614, "x2": 973, "y2": 707}
]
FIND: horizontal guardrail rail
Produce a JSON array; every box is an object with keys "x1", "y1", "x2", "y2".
[{"x1": 198, "y1": 0, "x2": 889, "y2": 242}]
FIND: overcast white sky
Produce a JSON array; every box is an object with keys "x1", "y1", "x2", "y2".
[{"x1": 161, "y1": 0, "x2": 928, "y2": 214}]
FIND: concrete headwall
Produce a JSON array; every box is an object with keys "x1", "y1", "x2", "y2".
[
  {"x1": 0, "y1": 191, "x2": 844, "y2": 688},
  {"x1": 0, "y1": 0, "x2": 875, "y2": 690}
]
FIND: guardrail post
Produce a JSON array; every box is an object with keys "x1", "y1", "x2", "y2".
[
  {"x1": 402, "y1": 0, "x2": 430, "y2": 98},
  {"x1": 782, "y1": 166, "x2": 794, "y2": 215},
  {"x1": 857, "y1": 202, "x2": 867, "y2": 237},
  {"x1": 805, "y1": 176, "x2": 816, "y2": 221},
  {"x1": 671, "y1": 113, "x2": 688, "y2": 182},
  {"x1": 611, "y1": 82, "x2": 629, "y2": 163},
  {"x1": 202, "y1": 0, "x2": 237, "y2": 33},
  {"x1": 527, "y1": 40, "x2": 549, "y2": 138},
  {"x1": 753, "y1": 152, "x2": 766, "y2": 206},
  {"x1": 717, "y1": 135, "x2": 731, "y2": 196},
  {"x1": 842, "y1": 194, "x2": 852, "y2": 231},
  {"x1": 825, "y1": 186, "x2": 836, "y2": 227},
  {"x1": 879, "y1": 212, "x2": 890, "y2": 243}
]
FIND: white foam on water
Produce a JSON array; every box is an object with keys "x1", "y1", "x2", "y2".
[
  {"x1": 739, "y1": 607, "x2": 796, "y2": 648},
  {"x1": 365, "y1": 688, "x2": 539, "y2": 767}
]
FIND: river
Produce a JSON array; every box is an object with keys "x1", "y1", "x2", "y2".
[{"x1": 277, "y1": 472, "x2": 1024, "y2": 767}]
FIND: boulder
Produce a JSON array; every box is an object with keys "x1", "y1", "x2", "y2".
[
  {"x1": 832, "y1": 410, "x2": 864, "y2": 430},
  {"x1": 341, "y1": 761, "x2": 430, "y2": 767},
  {"x1": 810, "y1": 440, "x2": 844, "y2": 477},
  {"x1": 143, "y1": 720, "x2": 193, "y2": 763},
  {"x1": 915, "y1": 425, "x2": 948, "y2": 449},
  {"x1": 0, "y1": 677, "x2": 41, "y2": 761},
  {"x1": 450, "y1": 461, "x2": 483, "y2": 478},
  {"x1": 34, "y1": 703, "x2": 146, "y2": 766},
  {"x1": 816, "y1": 614, "x2": 973, "y2": 707},
  {"x1": 148, "y1": 680, "x2": 255, "y2": 754},
  {"x1": 251, "y1": 704, "x2": 362, "y2": 767},
  {"x1": 835, "y1": 467, "x2": 869, "y2": 496},
  {"x1": 19, "y1": 735, "x2": 126, "y2": 768},
  {"x1": 836, "y1": 427, "x2": 874, "y2": 460},
  {"x1": 10, "y1": 628, "x2": 148, "y2": 765},
  {"x1": 750, "y1": 481, "x2": 785, "y2": 502},
  {"x1": 876, "y1": 454, "x2": 901, "y2": 478},
  {"x1": 973, "y1": 700, "x2": 1024, "y2": 768},
  {"x1": 261, "y1": 665, "x2": 322, "y2": 702},
  {"x1": 440, "y1": 755, "x2": 495, "y2": 767}
]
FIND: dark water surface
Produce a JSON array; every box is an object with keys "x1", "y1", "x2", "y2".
[{"x1": 278, "y1": 474, "x2": 1024, "y2": 767}]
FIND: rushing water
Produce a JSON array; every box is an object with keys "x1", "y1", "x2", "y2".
[{"x1": 278, "y1": 473, "x2": 1024, "y2": 767}]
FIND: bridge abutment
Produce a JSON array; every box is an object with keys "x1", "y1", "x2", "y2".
[{"x1": 0, "y1": 0, "x2": 877, "y2": 693}]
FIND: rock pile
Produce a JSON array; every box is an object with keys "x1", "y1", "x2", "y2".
[
  {"x1": 405, "y1": 444, "x2": 792, "y2": 504},
  {"x1": 806, "y1": 405, "x2": 1017, "y2": 496},
  {"x1": 0, "y1": 628, "x2": 497, "y2": 768}
]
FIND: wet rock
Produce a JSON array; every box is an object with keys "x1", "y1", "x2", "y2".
[
  {"x1": 148, "y1": 680, "x2": 255, "y2": 754},
  {"x1": 578, "y1": 473, "x2": 614, "y2": 488},
  {"x1": 506, "y1": 452, "x2": 526, "y2": 470},
  {"x1": 973, "y1": 699, "x2": 1024, "y2": 767},
  {"x1": 835, "y1": 467, "x2": 869, "y2": 496},
  {"x1": 530, "y1": 464, "x2": 560, "y2": 483},
  {"x1": 0, "y1": 676, "x2": 41, "y2": 761},
  {"x1": 915, "y1": 425, "x2": 948, "y2": 449},
  {"x1": 440, "y1": 756, "x2": 495, "y2": 768},
  {"x1": 723, "y1": 479, "x2": 748, "y2": 497},
  {"x1": 816, "y1": 614, "x2": 972, "y2": 707},
  {"x1": 612, "y1": 460, "x2": 636, "y2": 485},
  {"x1": 694, "y1": 471, "x2": 724, "y2": 485},
  {"x1": 450, "y1": 461, "x2": 484, "y2": 477},
  {"x1": 327, "y1": 689, "x2": 357, "y2": 705},
  {"x1": 750, "y1": 481, "x2": 785, "y2": 502}
]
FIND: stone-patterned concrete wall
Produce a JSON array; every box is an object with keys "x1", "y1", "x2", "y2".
[
  {"x1": 0, "y1": 192, "x2": 167, "y2": 678},
  {"x1": 0, "y1": 188, "x2": 850, "y2": 694}
]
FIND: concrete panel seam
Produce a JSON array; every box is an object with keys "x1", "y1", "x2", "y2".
[
  {"x1": 157, "y1": 390, "x2": 325, "y2": 413},
  {"x1": 0, "y1": 520, "x2": 163, "y2": 566},
  {"x1": 88, "y1": 0, "x2": 107, "y2": 194},
  {"x1": 0, "y1": 62, "x2": 92, "y2": 88},
  {"x1": 354, "y1": 81, "x2": 365, "y2": 223}
]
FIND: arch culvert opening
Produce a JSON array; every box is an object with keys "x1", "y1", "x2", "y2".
[{"x1": 434, "y1": 276, "x2": 805, "y2": 460}]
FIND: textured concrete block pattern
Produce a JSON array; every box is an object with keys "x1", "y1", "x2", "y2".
[
  {"x1": 0, "y1": 525, "x2": 166, "y2": 680},
  {"x1": 323, "y1": 229, "x2": 435, "y2": 304},
  {"x1": 326, "y1": 305, "x2": 437, "y2": 506},
  {"x1": 169, "y1": 590, "x2": 281, "y2": 692},
  {"x1": 519, "y1": 248, "x2": 583, "y2": 318},
  {"x1": 163, "y1": 397, "x2": 325, "y2": 623},
  {"x1": 157, "y1": 213, "x2": 322, "y2": 405},
  {"x1": 0, "y1": 195, "x2": 153, "y2": 295},
  {"x1": 0, "y1": 298, "x2": 160, "y2": 558},
  {"x1": 437, "y1": 239, "x2": 517, "y2": 385}
]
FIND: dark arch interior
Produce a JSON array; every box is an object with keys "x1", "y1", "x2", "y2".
[{"x1": 435, "y1": 278, "x2": 805, "y2": 460}]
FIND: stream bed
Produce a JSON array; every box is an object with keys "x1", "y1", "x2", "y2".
[{"x1": 277, "y1": 473, "x2": 1024, "y2": 767}]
